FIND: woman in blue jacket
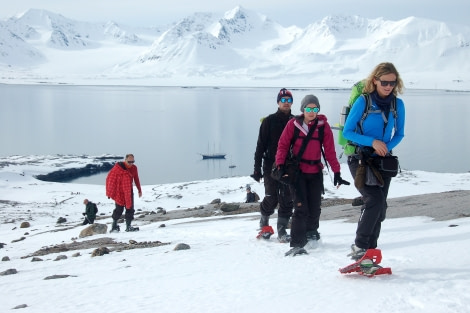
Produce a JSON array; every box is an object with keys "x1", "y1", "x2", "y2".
[{"x1": 343, "y1": 62, "x2": 405, "y2": 261}]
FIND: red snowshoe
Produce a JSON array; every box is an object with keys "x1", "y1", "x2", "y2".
[
  {"x1": 256, "y1": 226, "x2": 274, "y2": 240},
  {"x1": 339, "y1": 249, "x2": 392, "y2": 277}
]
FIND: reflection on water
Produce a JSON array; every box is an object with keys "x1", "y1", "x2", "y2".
[{"x1": 1, "y1": 84, "x2": 469, "y2": 185}]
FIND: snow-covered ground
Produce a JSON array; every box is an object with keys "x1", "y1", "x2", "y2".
[{"x1": 1, "y1": 155, "x2": 470, "y2": 312}]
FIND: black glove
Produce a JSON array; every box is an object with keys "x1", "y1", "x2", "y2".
[
  {"x1": 277, "y1": 164, "x2": 286, "y2": 177},
  {"x1": 250, "y1": 169, "x2": 262, "y2": 182},
  {"x1": 82, "y1": 213, "x2": 86, "y2": 216},
  {"x1": 334, "y1": 172, "x2": 350, "y2": 186}
]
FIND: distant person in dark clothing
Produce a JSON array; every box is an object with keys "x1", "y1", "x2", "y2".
[
  {"x1": 106, "y1": 154, "x2": 142, "y2": 232},
  {"x1": 82, "y1": 199, "x2": 97, "y2": 225},
  {"x1": 251, "y1": 88, "x2": 294, "y2": 243},
  {"x1": 245, "y1": 186, "x2": 258, "y2": 203}
]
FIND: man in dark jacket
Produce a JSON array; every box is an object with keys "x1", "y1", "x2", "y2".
[
  {"x1": 245, "y1": 186, "x2": 257, "y2": 203},
  {"x1": 82, "y1": 199, "x2": 97, "y2": 225},
  {"x1": 251, "y1": 88, "x2": 294, "y2": 242}
]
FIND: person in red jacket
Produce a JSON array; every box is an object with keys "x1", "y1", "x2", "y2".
[
  {"x1": 106, "y1": 154, "x2": 142, "y2": 232},
  {"x1": 276, "y1": 95, "x2": 349, "y2": 256}
]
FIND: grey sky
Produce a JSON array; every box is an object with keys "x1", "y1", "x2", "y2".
[{"x1": 2, "y1": 0, "x2": 469, "y2": 27}]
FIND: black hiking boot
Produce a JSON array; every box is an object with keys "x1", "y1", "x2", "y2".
[
  {"x1": 306, "y1": 230, "x2": 321, "y2": 241},
  {"x1": 285, "y1": 247, "x2": 308, "y2": 257},
  {"x1": 347, "y1": 244, "x2": 367, "y2": 261},
  {"x1": 125, "y1": 220, "x2": 139, "y2": 232},
  {"x1": 125, "y1": 225, "x2": 139, "y2": 232},
  {"x1": 110, "y1": 220, "x2": 120, "y2": 233},
  {"x1": 259, "y1": 215, "x2": 269, "y2": 229},
  {"x1": 278, "y1": 234, "x2": 291, "y2": 243},
  {"x1": 277, "y1": 217, "x2": 291, "y2": 243}
]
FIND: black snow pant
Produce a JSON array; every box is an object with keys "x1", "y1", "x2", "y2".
[
  {"x1": 348, "y1": 157, "x2": 392, "y2": 249},
  {"x1": 259, "y1": 168, "x2": 293, "y2": 220},
  {"x1": 111, "y1": 191, "x2": 135, "y2": 221},
  {"x1": 289, "y1": 172, "x2": 323, "y2": 248},
  {"x1": 82, "y1": 216, "x2": 95, "y2": 225}
]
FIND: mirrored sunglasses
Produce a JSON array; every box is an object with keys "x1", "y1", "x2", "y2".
[
  {"x1": 304, "y1": 107, "x2": 319, "y2": 113},
  {"x1": 280, "y1": 98, "x2": 293, "y2": 103}
]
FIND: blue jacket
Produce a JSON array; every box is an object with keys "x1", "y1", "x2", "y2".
[{"x1": 343, "y1": 95, "x2": 405, "y2": 152}]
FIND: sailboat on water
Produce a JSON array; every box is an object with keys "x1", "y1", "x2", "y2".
[
  {"x1": 201, "y1": 153, "x2": 226, "y2": 159},
  {"x1": 200, "y1": 143, "x2": 226, "y2": 159}
]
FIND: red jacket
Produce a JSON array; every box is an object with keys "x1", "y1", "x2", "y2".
[
  {"x1": 106, "y1": 162, "x2": 142, "y2": 208},
  {"x1": 276, "y1": 114, "x2": 341, "y2": 174}
]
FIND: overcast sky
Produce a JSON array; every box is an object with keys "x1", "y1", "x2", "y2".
[{"x1": 2, "y1": 0, "x2": 469, "y2": 27}]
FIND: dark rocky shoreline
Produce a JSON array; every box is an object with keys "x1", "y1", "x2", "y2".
[{"x1": 34, "y1": 156, "x2": 122, "y2": 182}]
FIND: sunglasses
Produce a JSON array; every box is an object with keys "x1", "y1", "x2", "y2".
[
  {"x1": 280, "y1": 98, "x2": 293, "y2": 103},
  {"x1": 304, "y1": 107, "x2": 320, "y2": 113},
  {"x1": 377, "y1": 79, "x2": 397, "y2": 87},
  {"x1": 127, "y1": 160, "x2": 135, "y2": 164}
]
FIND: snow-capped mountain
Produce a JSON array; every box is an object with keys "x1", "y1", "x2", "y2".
[
  {"x1": 0, "y1": 20, "x2": 44, "y2": 65},
  {"x1": 0, "y1": 6, "x2": 469, "y2": 88},
  {"x1": 130, "y1": 7, "x2": 296, "y2": 74},
  {"x1": 3, "y1": 9, "x2": 150, "y2": 51}
]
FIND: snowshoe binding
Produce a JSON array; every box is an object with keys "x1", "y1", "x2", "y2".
[
  {"x1": 256, "y1": 225, "x2": 274, "y2": 240},
  {"x1": 277, "y1": 234, "x2": 291, "y2": 243},
  {"x1": 339, "y1": 249, "x2": 392, "y2": 277},
  {"x1": 285, "y1": 247, "x2": 308, "y2": 257}
]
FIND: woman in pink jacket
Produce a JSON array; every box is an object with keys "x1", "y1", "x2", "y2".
[{"x1": 276, "y1": 95, "x2": 349, "y2": 256}]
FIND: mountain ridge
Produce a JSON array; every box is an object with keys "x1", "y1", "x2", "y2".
[{"x1": 1, "y1": 6, "x2": 469, "y2": 89}]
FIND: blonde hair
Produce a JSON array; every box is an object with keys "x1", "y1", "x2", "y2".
[{"x1": 363, "y1": 62, "x2": 404, "y2": 96}]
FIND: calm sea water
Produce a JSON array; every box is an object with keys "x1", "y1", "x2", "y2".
[{"x1": 1, "y1": 84, "x2": 469, "y2": 185}]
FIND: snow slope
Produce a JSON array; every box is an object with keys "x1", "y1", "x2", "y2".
[{"x1": 1, "y1": 155, "x2": 470, "y2": 312}]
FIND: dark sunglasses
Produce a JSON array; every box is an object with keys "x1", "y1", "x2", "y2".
[
  {"x1": 304, "y1": 107, "x2": 319, "y2": 113},
  {"x1": 377, "y1": 79, "x2": 397, "y2": 87},
  {"x1": 127, "y1": 160, "x2": 135, "y2": 164},
  {"x1": 280, "y1": 98, "x2": 293, "y2": 103}
]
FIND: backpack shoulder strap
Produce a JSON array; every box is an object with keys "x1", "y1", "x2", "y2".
[
  {"x1": 294, "y1": 119, "x2": 318, "y2": 161},
  {"x1": 317, "y1": 125, "x2": 329, "y2": 171},
  {"x1": 358, "y1": 94, "x2": 398, "y2": 135},
  {"x1": 392, "y1": 97, "x2": 397, "y2": 129},
  {"x1": 291, "y1": 126, "x2": 300, "y2": 147},
  {"x1": 357, "y1": 94, "x2": 371, "y2": 134}
]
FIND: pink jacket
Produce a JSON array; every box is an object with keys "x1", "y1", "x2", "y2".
[{"x1": 275, "y1": 114, "x2": 341, "y2": 174}]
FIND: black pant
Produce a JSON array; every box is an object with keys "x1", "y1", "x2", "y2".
[
  {"x1": 111, "y1": 191, "x2": 135, "y2": 221},
  {"x1": 82, "y1": 217, "x2": 94, "y2": 225},
  {"x1": 260, "y1": 170, "x2": 293, "y2": 219},
  {"x1": 348, "y1": 157, "x2": 392, "y2": 249},
  {"x1": 289, "y1": 172, "x2": 323, "y2": 248}
]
